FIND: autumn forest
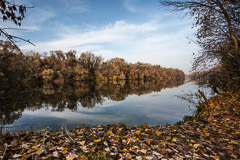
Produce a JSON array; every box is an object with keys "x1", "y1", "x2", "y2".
[{"x1": 0, "y1": 41, "x2": 185, "y2": 86}]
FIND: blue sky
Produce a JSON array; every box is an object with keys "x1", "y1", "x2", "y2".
[{"x1": 3, "y1": 0, "x2": 199, "y2": 73}]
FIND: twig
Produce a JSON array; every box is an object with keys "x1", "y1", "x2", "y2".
[
  {"x1": 2, "y1": 27, "x2": 29, "y2": 31},
  {"x1": 40, "y1": 130, "x2": 49, "y2": 147},
  {"x1": 62, "y1": 125, "x2": 75, "y2": 143},
  {"x1": 1, "y1": 143, "x2": 7, "y2": 160},
  {"x1": 66, "y1": 129, "x2": 75, "y2": 143}
]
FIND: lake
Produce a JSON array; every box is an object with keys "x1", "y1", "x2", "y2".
[{"x1": 0, "y1": 79, "x2": 199, "y2": 133}]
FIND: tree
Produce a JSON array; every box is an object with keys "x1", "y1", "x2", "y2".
[
  {"x1": 159, "y1": 0, "x2": 240, "y2": 90},
  {"x1": 79, "y1": 52, "x2": 103, "y2": 76},
  {"x1": 0, "y1": 0, "x2": 35, "y2": 48}
]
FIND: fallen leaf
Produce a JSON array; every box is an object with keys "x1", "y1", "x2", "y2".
[
  {"x1": 126, "y1": 153, "x2": 132, "y2": 159},
  {"x1": 21, "y1": 155, "x2": 30, "y2": 160},
  {"x1": 94, "y1": 139, "x2": 101, "y2": 143},
  {"x1": 193, "y1": 144, "x2": 200, "y2": 149},
  {"x1": 53, "y1": 151, "x2": 59, "y2": 158},
  {"x1": 155, "y1": 131, "x2": 161, "y2": 136},
  {"x1": 80, "y1": 155, "x2": 88, "y2": 160},
  {"x1": 139, "y1": 149, "x2": 147, "y2": 154},
  {"x1": 13, "y1": 154, "x2": 22, "y2": 158},
  {"x1": 35, "y1": 147, "x2": 44, "y2": 155},
  {"x1": 79, "y1": 141, "x2": 85, "y2": 145},
  {"x1": 136, "y1": 130, "x2": 141, "y2": 135},
  {"x1": 166, "y1": 136, "x2": 171, "y2": 141},
  {"x1": 103, "y1": 141, "x2": 108, "y2": 146},
  {"x1": 145, "y1": 139, "x2": 151, "y2": 144},
  {"x1": 66, "y1": 153, "x2": 78, "y2": 160},
  {"x1": 230, "y1": 140, "x2": 239, "y2": 145}
]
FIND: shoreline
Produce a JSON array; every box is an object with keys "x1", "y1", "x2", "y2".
[{"x1": 1, "y1": 91, "x2": 239, "y2": 159}]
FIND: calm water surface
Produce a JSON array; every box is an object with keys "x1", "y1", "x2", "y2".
[{"x1": 1, "y1": 80, "x2": 198, "y2": 132}]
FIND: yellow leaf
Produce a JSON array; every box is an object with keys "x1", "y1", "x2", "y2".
[
  {"x1": 94, "y1": 139, "x2": 101, "y2": 143},
  {"x1": 136, "y1": 130, "x2": 141, "y2": 135},
  {"x1": 108, "y1": 131, "x2": 113, "y2": 135},
  {"x1": 172, "y1": 138, "x2": 177, "y2": 142},
  {"x1": 205, "y1": 132, "x2": 210, "y2": 136},
  {"x1": 126, "y1": 153, "x2": 132, "y2": 159},
  {"x1": 193, "y1": 144, "x2": 200, "y2": 149},
  {"x1": 119, "y1": 148, "x2": 128, "y2": 153},
  {"x1": 231, "y1": 140, "x2": 239, "y2": 145},
  {"x1": 145, "y1": 128, "x2": 148, "y2": 132},
  {"x1": 21, "y1": 155, "x2": 30, "y2": 160}
]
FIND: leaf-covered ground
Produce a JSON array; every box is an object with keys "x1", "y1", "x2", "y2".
[{"x1": 0, "y1": 91, "x2": 240, "y2": 160}]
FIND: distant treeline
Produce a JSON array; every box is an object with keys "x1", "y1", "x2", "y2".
[{"x1": 0, "y1": 41, "x2": 185, "y2": 85}]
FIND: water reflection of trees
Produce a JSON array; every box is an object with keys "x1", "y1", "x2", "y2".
[{"x1": 0, "y1": 78, "x2": 184, "y2": 126}]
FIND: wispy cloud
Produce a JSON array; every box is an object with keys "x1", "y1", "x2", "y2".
[
  {"x1": 124, "y1": 0, "x2": 139, "y2": 12},
  {"x1": 22, "y1": 8, "x2": 55, "y2": 31},
  {"x1": 21, "y1": 20, "x2": 158, "y2": 51},
  {"x1": 60, "y1": 0, "x2": 90, "y2": 14},
  {"x1": 20, "y1": 16, "x2": 198, "y2": 72}
]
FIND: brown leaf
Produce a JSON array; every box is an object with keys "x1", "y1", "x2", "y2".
[
  {"x1": 166, "y1": 136, "x2": 171, "y2": 141},
  {"x1": 79, "y1": 141, "x2": 85, "y2": 145},
  {"x1": 145, "y1": 139, "x2": 151, "y2": 144},
  {"x1": 80, "y1": 155, "x2": 88, "y2": 160},
  {"x1": 66, "y1": 153, "x2": 78, "y2": 160},
  {"x1": 155, "y1": 131, "x2": 161, "y2": 136},
  {"x1": 139, "y1": 149, "x2": 147, "y2": 154},
  {"x1": 53, "y1": 151, "x2": 59, "y2": 158},
  {"x1": 35, "y1": 147, "x2": 44, "y2": 155}
]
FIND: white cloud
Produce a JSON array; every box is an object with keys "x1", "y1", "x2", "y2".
[
  {"x1": 20, "y1": 17, "x2": 198, "y2": 72},
  {"x1": 20, "y1": 20, "x2": 158, "y2": 51},
  {"x1": 124, "y1": 0, "x2": 139, "y2": 12}
]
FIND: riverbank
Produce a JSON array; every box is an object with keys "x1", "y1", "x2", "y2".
[{"x1": 0, "y1": 91, "x2": 239, "y2": 160}]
